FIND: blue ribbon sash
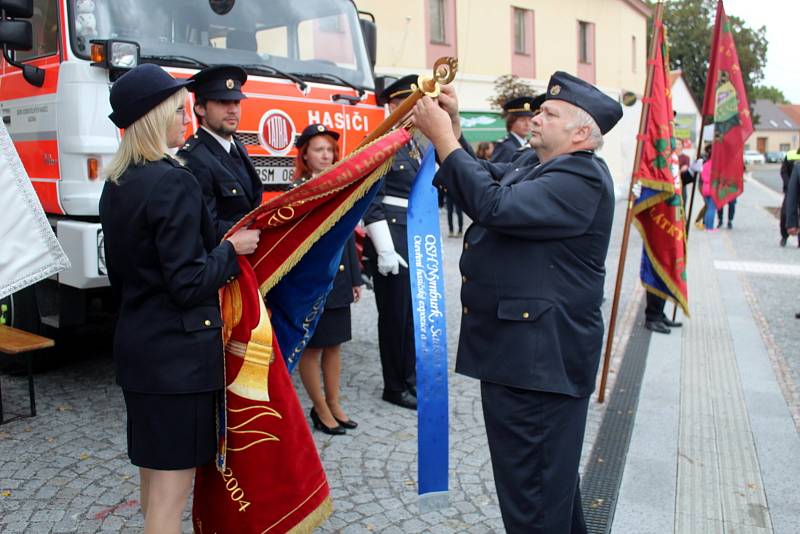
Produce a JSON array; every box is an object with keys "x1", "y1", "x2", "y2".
[{"x1": 406, "y1": 145, "x2": 449, "y2": 508}]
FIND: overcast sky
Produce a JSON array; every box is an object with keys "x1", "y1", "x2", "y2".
[{"x1": 721, "y1": 0, "x2": 800, "y2": 103}]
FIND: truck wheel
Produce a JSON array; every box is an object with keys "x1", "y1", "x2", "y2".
[{"x1": 0, "y1": 285, "x2": 41, "y2": 333}]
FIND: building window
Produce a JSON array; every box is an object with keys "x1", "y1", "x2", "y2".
[
  {"x1": 514, "y1": 8, "x2": 527, "y2": 54},
  {"x1": 579, "y1": 21, "x2": 591, "y2": 63},
  {"x1": 430, "y1": 0, "x2": 446, "y2": 44},
  {"x1": 632, "y1": 35, "x2": 637, "y2": 73},
  {"x1": 780, "y1": 143, "x2": 791, "y2": 151}
]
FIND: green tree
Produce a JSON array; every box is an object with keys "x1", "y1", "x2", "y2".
[
  {"x1": 488, "y1": 74, "x2": 537, "y2": 113},
  {"x1": 750, "y1": 85, "x2": 788, "y2": 104},
  {"x1": 651, "y1": 0, "x2": 768, "y2": 106}
]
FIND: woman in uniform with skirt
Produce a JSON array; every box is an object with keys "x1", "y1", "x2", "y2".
[
  {"x1": 293, "y1": 124, "x2": 363, "y2": 435},
  {"x1": 99, "y1": 64, "x2": 260, "y2": 533}
]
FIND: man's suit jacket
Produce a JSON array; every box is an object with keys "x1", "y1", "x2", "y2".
[
  {"x1": 435, "y1": 143, "x2": 615, "y2": 398},
  {"x1": 99, "y1": 158, "x2": 240, "y2": 394},
  {"x1": 179, "y1": 128, "x2": 264, "y2": 240},
  {"x1": 490, "y1": 134, "x2": 524, "y2": 163}
]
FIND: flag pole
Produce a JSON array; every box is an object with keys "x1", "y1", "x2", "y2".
[{"x1": 597, "y1": 1, "x2": 664, "y2": 404}]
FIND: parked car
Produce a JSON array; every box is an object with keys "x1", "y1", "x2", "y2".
[
  {"x1": 765, "y1": 151, "x2": 786, "y2": 163},
  {"x1": 743, "y1": 150, "x2": 766, "y2": 165}
]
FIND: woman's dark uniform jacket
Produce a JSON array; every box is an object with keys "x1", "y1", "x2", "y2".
[
  {"x1": 178, "y1": 128, "x2": 264, "y2": 241},
  {"x1": 99, "y1": 158, "x2": 240, "y2": 393},
  {"x1": 324, "y1": 237, "x2": 361, "y2": 309},
  {"x1": 435, "y1": 137, "x2": 614, "y2": 398},
  {"x1": 490, "y1": 134, "x2": 525, "y2": 163}
]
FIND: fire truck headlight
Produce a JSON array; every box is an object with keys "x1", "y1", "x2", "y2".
[{"x1": 109, "y1": 41, "x2": 139, "y2": 69}]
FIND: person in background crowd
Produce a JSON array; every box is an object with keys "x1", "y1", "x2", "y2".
[
  {"x1": 476, "y1": 141, "x2": 494, "y2": 160},
  {"x1": 292, "y1": 124, "x2": 363, "y2": 435},
  {"x1": 99, "y1": 64, "x2": 260, "y2": 534},
  {"x1": 780, "y1": 147, "x2": 800, "y2": 246},
  {"x1": 700, "y1": 145, "x2": 717, "y2": 231},
  {"x1": 178, "y1": 65, "x2": 263, "y2": 240},
  {"x1": 363, "y1": 74, "x2": 422, "y2": 410},
  {"x1": 412, "y1": 71, "x2": 622, "y2": 533},
  {"x1": 490, "y1": 95, "x2": 541, "y2": 163},
  {"x1": 717, "y1": 198, "x2": 736, "y2": 229},
  {"x1": 785, "y1": 161, "x2": 800, "y2": 319}
]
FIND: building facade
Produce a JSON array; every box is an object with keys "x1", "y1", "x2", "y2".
[
  {"x1": 356, "y1": 0, "x2": 651, "y2": 188},
  {"x1": 747, "y1": 100, "x2": 800, "y2": 156}
]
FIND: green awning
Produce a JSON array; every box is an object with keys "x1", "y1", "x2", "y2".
[{"x1": 460, "y1": 111, "x2": 505, "y2": 143}]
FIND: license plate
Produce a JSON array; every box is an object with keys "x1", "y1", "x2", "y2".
[{"x1": 255, "y1": 165, "x2": 295, "y2": 185}]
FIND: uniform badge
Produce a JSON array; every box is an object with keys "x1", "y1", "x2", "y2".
[
  {"x1": 317, "y1": 125, "x2": 325, "y2": 132},
  {"x1": 226, "y1": 79, "x2": 234, "y2": 90},
  {"x1": 550, "y1": 85, "x2": 561, "y2": 96}
]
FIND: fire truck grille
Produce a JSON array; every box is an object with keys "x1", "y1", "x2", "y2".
[
  {"x1": 236, "y1": 132, "x2": 260, "y2": 146},
  {"x1": 250, "y1": 156, "x2": 293, "y2": 167}
]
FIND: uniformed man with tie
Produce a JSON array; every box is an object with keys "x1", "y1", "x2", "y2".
[
  {"x1": 412, "y1": 71, "x2": 623, "y2": 533},
  {"x1": 178, "y1": 65, "x2": 264, "y2": 240},
  {"x1": 363, "y1": 74, "x2": 423, "y2": 410},
  {"x1": 490, "y1": 94, "x2": 544, "y2": 163}
]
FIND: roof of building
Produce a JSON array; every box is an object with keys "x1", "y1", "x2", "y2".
[
  {"x1": 752, "y1": 99, "x2": 799, "y2": 131},
  {"x1": 779, "y1": 104, "x2": 800, "y2": 127},
  {"x1": 622, "y1": 0, "x2": 652, "y2": 17}
]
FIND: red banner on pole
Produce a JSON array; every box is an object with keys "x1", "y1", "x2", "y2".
[
  {"x1": 632, "y1": 22, "x2": 689, "y2": 315},
  {"x1": 702, "y1": 0, "x2": 754, "y2": 208}
]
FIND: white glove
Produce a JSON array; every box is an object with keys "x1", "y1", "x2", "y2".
[
  {"x1": 365, "y1": 219, "x2": 408, "y2": 276},
  {"x1": 632, "y1": 180, "x2": 642, "y2": 199}
]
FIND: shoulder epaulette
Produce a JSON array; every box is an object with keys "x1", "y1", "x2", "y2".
[{"x1": 179, "y1": 133, "x2": 202, "y2": 153}]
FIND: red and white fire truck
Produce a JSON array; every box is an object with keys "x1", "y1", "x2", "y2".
[{"x1": 0, "y1": 0, "x2": 386, "y2": 331}]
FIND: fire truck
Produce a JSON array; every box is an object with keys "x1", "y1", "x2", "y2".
[{"x1": 0, "y1": 0, "x2": 386, "y2": 332}]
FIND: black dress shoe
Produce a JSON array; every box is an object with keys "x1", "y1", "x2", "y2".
[
  {"x1": 645, "y1": 320, "x2": 671, "y2": 334},
  {"x1": 382, "y1": 390, "x2": 417, "y2": 410},
  {"x1": 310, "y1": 408, "x2": 346, "y2": 435},
  {"x1": 795, "y1": 312, "x2": 800, "y2": 319},
  {"x1": 333, "y1": 416, "x2": 358, "y2": 429},
  {"x1": 662, "y1": 317, "x2": 683, "y2": 328}
]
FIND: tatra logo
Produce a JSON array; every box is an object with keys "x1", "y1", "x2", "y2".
[
  {"x1": 226, "y1": 79, "x2": 234, "y2": 90},
  {"x1": 258, "y1": 110, "x2": 296, "y2": 156},
  {"x1": 550, "y1": 85, "x2": 561, "y2": 96}
]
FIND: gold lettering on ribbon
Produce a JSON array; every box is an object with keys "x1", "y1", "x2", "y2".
[{"x1": 267, "y1": 206, "x2": 296, "y2": 227}]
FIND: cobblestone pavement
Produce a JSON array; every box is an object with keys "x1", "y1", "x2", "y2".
[{"x1": 11, "y1": 184, "x2": 790, "y2": 533}]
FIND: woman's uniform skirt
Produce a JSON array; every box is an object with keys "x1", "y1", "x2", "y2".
[
  {"x1": 307, "y1": 306, "x2": 352, "y2": 348},
  {"x1": 123, "y1": 390, "x2": 217, "y2": 470}
]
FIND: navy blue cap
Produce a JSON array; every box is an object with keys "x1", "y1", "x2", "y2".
[
  {"x1": 545, "y1": 71, "x2": 623, "y2": 135},
  {"x1": 108, "y1": 64, "x2": 192, "y2": 129},
  {"x1": 190, "y1": 65, "x2": 248, "y2": 101},
  {"x1": 380, "y1": 74, "x2": 419, "y2": 103},
  {"x1": 295, "y1": 123, "x2": 340, "y2": 149},
  {"x1": 503, "y1": 95, "x2": 543, "y2": 117}
]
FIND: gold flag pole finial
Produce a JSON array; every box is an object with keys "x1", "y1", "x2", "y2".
[{"x1": 356, "y1": 56, "x2": 458, "y2": 149}]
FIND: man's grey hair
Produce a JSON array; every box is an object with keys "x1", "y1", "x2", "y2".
[{"x1": 566, "y1": 107, "x2": 604, "y2": 151}]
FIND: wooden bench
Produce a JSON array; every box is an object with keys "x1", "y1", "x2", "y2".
[{"x1": 0, "y1": 324, "x2": 54, "y2": 424}]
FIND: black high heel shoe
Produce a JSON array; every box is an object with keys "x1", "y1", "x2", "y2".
[
  {"x1": 310, "y1": 408, "x2": 346, "y2": 435},
  {"x1": 333, "y1": 415, "x2": 358, "y2": 429}
]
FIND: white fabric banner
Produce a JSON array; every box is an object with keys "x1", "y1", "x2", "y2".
[{"x1": 0, "y1": 121, "x2": 70, "y2": 300}]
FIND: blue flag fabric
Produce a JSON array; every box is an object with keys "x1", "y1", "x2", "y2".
[
  {"x1": 269, "y1": 181, "x2": 382, "y2": 372},
  {"x1": 406, "y1": 145, "x2": 449, "y2": 507}
]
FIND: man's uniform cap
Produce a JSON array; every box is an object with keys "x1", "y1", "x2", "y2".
[
  {"x1": 190, "y1": 65, "x2": 248, "y2": 101},
  {"x1": 545, "y1": 71, "x2": 623, "y2": 134}
]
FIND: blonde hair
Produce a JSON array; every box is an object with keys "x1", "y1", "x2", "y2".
[{"x1": 104, "y1": 88, "x2": 188, "y2": 183}]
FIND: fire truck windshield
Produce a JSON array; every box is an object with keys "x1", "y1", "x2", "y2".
[{"x1": 68, "y1": 0, "x2": 374, "y2": 90}]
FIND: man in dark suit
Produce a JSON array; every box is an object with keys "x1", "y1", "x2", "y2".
[
  {"x1": 412, "y1": 71, "x2": 623, "y2": 533},
  {"x1": 363, "y1": 74, "x2": 423, "y2": 410},
  {"x1": 178, "y1": 65, "x2": 264, "y2": 240},
  {"x1": 490, "y1": 94, "x2": 544, "y2": 163}
]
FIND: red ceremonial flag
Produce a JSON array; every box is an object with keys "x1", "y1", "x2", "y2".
[
  {"x1": 702, "y1": 0, "x2": 753, "y2": 208},
  {"x1": 632, "y1": 22, "x2": 689, "y2": 315},
  {"x1": 192, "y1": 128, "x2": 412, "y2": 533}
]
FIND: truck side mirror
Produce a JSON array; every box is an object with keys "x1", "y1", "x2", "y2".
[
  {"x1": 0, "y1": 19, "x2": 32, "y2": 50},
  {"x1": 0, "y1": 0, "x2": 34, "y2": 18},
  {"x1": 358, "y1": 14, "x2": 376, "y2": 72}
]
